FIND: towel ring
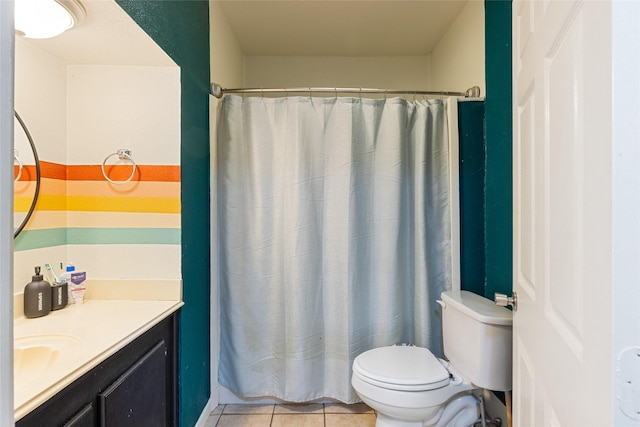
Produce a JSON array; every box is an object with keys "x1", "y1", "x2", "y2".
[
  {"x1": 14, "y1": 149, "x2": 23, "y2": 183},
  {"x1": 101, "y1": 149, "x2": 136, "y2": 185}
]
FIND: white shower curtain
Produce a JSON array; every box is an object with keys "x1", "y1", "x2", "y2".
[{"x1": 217, "y1": 95, "x2": 454, "y2": 403}]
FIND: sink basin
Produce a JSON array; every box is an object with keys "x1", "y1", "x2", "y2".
[{"x1": 14, "y1": 334, "x2": 81, "y2": 388}]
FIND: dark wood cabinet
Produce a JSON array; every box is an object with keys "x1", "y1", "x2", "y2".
[
  {"x1": 17, "y1": 312, "x2": 177, "y2": 427},
  {"x1": 64, "y1": 404, "x2": 95, "y2": 427},
  {"x1": 99, "y1": 341, "x2": 167, "y2": 427}
]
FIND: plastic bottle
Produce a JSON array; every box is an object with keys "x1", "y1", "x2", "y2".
[{"x1": 24, "y1": 266, "x2": 51, "y2": 318}]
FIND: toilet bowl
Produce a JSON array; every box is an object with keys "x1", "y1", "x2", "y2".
[
  {"x1": 351, "y1": 291, "x2": 513, "y2": 427},
  {"x1": 351, "y1": 346, "x2": 479, "y2": 427}
]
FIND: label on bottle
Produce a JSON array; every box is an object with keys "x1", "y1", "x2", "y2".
[{"x1": 70, "y1": 271, "x2": 86, "y2": 285}]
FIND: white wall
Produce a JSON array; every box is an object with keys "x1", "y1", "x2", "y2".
[
  {"x1": 244, "y1": 55, "x2": 430, "y2": 92},
  {"x1": 612, "y1": 2, "x2": 640, "y2": 426},
  {"x1": 430, "y1": 0, "x2": 485, "y2": 97},
  {"x1": 66, "y1": 65, "x2": 180, "y2": 165},
  {"x1": 210, "y1": 2, "x2": 244, "y2": 411},
  {"x1": 211, "y1": 1, "x2": 244, "y2": 89},
  {"x1": 15, "y1": 38, "x2": 67, "y2": 164}
]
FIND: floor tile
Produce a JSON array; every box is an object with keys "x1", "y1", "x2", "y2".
[
  {"x1": 324, "y1": 402, "x2": 374, "y2": 414},
  {"x1": 203, "y1": 413, "x2": 221, "y2": 427},
  {"x1": 216, "y1": 414, "x2": 273, "y2": 427},
  {"x1": 271, "y1": 414, "x2": 324, "y2": 427},
  {"x1": 274, "y1": 403, "x2": 324, "y2": 414},
  {"x1": 211, "y1": 405, "x2": 225, "y2": 415},
  {"x1": 325, "y1": 413, "x2": 377, "y2": 427},
  {"x1": 222, "y1": 404, "x2": 275, "y2": 415}
]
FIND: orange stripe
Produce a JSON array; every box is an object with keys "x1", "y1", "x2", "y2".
[
  {"x1": 14, "y1": 165, "x2": 38, "y2": 181},
  {"x1": 16, "y1": 162, "x2": 66, "y2": 180},
  {"x1": 40, "y1": 161, "x2": 67, "y2": 180},
  {"x1": 18, "y1": 162, "x2": 180, "y2": 182},
  {"x1": 67, "y1": 165, "x2": 180, "y2": 182}
]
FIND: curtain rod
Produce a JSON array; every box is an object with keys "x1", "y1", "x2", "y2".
[{"x1": 210, "y1": 83, "x2": 481, "y2": 99}]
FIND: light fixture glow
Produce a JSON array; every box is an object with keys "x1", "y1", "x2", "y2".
[{"x1": 15, "y1": 0, "x2": 85, "y2": 39}]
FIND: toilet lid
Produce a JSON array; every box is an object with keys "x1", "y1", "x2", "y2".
[{"x1": 353, "y1": 346, "x2": 450, "y2": 391}]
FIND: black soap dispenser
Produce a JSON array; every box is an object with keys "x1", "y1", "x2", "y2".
[{"x1": 24, "y1": 266, "x2": 51, "y2": 318}]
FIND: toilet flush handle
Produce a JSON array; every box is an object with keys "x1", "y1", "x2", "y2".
[
  {"x1": 494, "y1": 292, "x2": 518, "y2": 312},
  {"x1": 436, "y1": 300, "x2": 445, "y2": 309}
]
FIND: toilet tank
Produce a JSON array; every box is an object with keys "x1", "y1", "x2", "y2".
[{"x1": 440, "y1": 290, "x2": 512, "y2": 391}]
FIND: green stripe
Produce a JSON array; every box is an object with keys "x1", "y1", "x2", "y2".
[
  {"x1": 15, "y1": 228, "x2": 181, "y2": 251},
  {"x1": 15, "y1": 228, "x2": 67, "y2": 251},
  {"x1": 68, "y1": 228, "x2": 181, "y2": 245}
]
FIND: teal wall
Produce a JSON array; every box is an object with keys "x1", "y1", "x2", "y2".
[
  {"x1": 115, "y1": 1, "x2": 211, "y2": 426},
  {"x1": 484, "y1": 0, "x2": 513, "y2": 299},
  {"x1": 460, "y1": 1, "x2": 512, "y2": 299},
  {"x1": 458, "y1": 101, "x2": 486, "y2": 296}
]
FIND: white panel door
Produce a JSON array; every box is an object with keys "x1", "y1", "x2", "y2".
[{"x1": 512, "y1": 1, "x2": 612, "y2": 425}]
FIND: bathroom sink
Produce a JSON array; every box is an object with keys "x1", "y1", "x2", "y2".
[{"x1": 14, "y1": 334, "x2": 81, "y2": 388}]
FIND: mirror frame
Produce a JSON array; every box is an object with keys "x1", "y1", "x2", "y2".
[{"x1": 14, "y1": 111, "x2": 40, "y2": 238}]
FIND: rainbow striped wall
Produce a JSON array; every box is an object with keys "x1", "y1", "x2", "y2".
[{"x1": 15, "y1": 160, "x2": 180, "y2": 251}]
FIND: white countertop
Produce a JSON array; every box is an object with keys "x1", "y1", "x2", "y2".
[{"x1": 13, "y1": 280, "x2": 183, "y2": 421}]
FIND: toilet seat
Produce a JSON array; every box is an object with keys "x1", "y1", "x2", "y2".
[{"x1": 353, "y1": 346, "x2": 450, "y2": 392}]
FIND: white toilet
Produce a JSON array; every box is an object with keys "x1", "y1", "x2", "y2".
[{"x1": 351, "y1": 290, "x2": 512, "y2": 427}]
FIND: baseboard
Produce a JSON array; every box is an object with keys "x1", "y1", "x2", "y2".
[{"x1": 193, "y1": 397, "x2": 215, "y2": 427}]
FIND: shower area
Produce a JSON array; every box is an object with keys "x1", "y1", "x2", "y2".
[{"x1": 209, "y1": 0, "x2": 486, "y2": 405}]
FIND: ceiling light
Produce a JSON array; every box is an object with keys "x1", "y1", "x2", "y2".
[{"x1": 15, "y1": 0, "x2": 85, "y2": 39}]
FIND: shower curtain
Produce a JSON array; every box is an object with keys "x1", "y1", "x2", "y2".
[{"x1": 217, "y1": 95, "x2": 454, "y2": 403}]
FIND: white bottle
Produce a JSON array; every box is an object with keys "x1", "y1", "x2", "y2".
[{"x1": 62, "y1": 263, "x2": 75, "y2": 304}]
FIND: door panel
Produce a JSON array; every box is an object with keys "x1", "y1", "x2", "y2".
[{"x1": 513, "y1": 1, "x2": 612, "y2": 425}]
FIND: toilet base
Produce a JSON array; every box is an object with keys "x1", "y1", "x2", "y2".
[
  {"x1": 375, "y1": 412, "x2": 428, "y2": 427},
  {"x1": 370, "y1": 394, "x2": 480, "y2": 427}
]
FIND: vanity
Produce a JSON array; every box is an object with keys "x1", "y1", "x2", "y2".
[{"x1": 13, "y1": 281, "x2": 182, "y2": 427}]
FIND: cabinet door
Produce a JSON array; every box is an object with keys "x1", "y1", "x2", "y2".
[
  {"x1": 98, "y1": 341, "x2": 167, "y2": 427},
  {"x1": 64, "y1": 404, "x2": 95, "y2": 427}
]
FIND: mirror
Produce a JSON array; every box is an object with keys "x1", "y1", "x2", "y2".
[{"x1": 14, "y1": 111, "x2": 40, "y2": 238}]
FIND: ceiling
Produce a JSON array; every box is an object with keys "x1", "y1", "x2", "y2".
[
  {"x1": 20, "y1": 0, "x2": 471, "y2": 63},
  {"x1": 21, "y1": 0, "x2": 175, "y2": 66},
  {"x1": 216, "y1": 0, "x2": 470, "y2": 57}
]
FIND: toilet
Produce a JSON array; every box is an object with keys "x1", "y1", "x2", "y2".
[{"x1": 351, "y1": 290, "x2": 512, "y2": 427}]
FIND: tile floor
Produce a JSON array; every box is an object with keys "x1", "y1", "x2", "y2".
[{"x1": 204, "y1": 403, "x2": 376, "y2": 427}]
